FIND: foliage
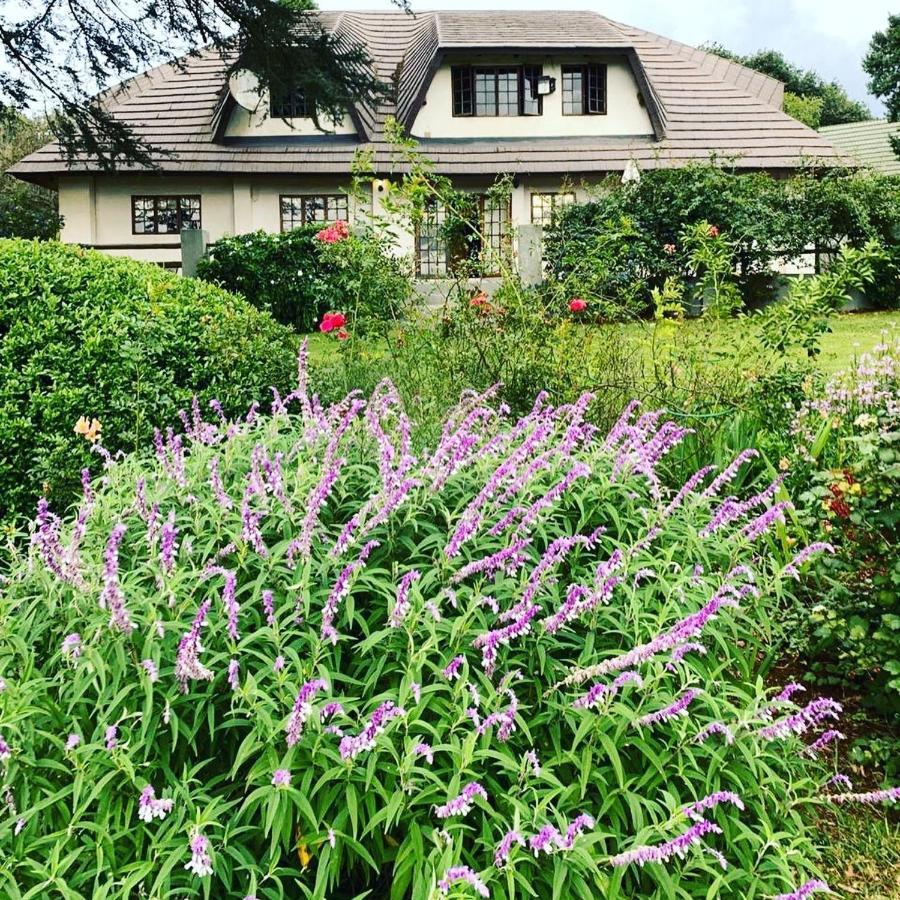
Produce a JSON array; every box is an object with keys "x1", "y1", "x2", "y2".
[
  {"x1": 702, "y1": 44, "x2": 870, "y2": 126},
  {"x1": 782, "y1": 92, "x2": 824, "y2": 130},
  {"x1": 0, "y1": 110, "x2": 60, "y2": 240},
  {"x1": 787, "y1": 340, "x2": 900, "y2": 715},
  {"x1": 0, "y1": 366, "x2": 852, "y2": 898},
  {"x1": 680, "y1": 222, "x2": 742, "y2": 318},
  {"x1": 0, "y1": 0, "x2": 393, "y2": 167},
  {"x1": 863, "y1": 13, "x2": 900, "y2": 159},
  {"x1": 0, "y1": 239, "x2": 298, "y2": 522},
  {"x1": 197, "y1": 223, "x2": 411, "y2": 334}
]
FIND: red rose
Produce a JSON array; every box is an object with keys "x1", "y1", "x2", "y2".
[
  {"x1": 568, "y1": 298, "x2": 587, "y2": 313},
  {"x1": 336, "y1": 328, "x2": 350, "y2": 341},
  {"x1": 319, "y1": 311, "x2": 347, "y2": 333}
]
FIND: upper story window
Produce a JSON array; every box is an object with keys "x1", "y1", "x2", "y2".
[
  {"x1": 132, "y1": 195, "x2": 201, "y2": 234},
  {"x1": 280, "y1": 194, "x2": 349, "y2": 231},
  {"x1": 452, "y1": 65, "x2": 542, "y2": 117},
  {"x1": 531, "y1": 191, "x2": 577, "y2": 226},
  {"x1": 270, "y1": 85, "x2": 310, "y2": 119},
  {"x1": 562, "y1": 64, "x2": 607, "y2": 115}
]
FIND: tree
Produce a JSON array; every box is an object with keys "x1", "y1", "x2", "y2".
[
  {"x1": 0, "y1": 110, "x2": 60, "y2": 239},
  {"x1": 863, "y1": 14, "x2": 900, "y2": 158},
  {"x1": 0, "y1": 0, "x2": 401, "y2": 169},
  {"x1": 703, "y1": 44, "x2": 870, "y2": 127}
]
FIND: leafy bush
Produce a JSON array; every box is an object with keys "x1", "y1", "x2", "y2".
[
  {"x1": 197, "y1": 223, "x2": 412, "y2": 333},
  {"x1": 787, "y1": 340, "x2": 900, "y2": 714},
  {"x1": 1, "y1": 361, "x2": 867, "y2": 898},
  {"x1": 0, "y1": 239, "x2": 298, "y2": 522}
]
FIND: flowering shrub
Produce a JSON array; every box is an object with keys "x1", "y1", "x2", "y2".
[
  {"x1": 788, "y1": 339, "x2": 900, "y2": 712},
  {"x1": 3, "y1": 353, "x2": 879, "y2": 898},
  {"x1": 0, "y1": 239, "x2": 298, "y2": 522},
  {"x1": 197, "y1": 224, "x2": 411, "y2": 333}
]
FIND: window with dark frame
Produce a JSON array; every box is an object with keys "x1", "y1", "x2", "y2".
[
  {"x1": 131, "y1": 195, "x2": 201, "y2": 234},
  {"x1": 270, "y1": 85, "x2": 310, "y2": 119},
  {"x1": 415, "y1": 194, "x2": 511, "y2": 278},
  {"x1": 451, "y1": 65, "x2": 543, "y2": 117},
  {"x1": 280, "y1": 194, "x2": 349, "y2": 231},
  {"x1": 530, "y1": 191, "x2": 577, "y2": 226},
  {"x1": 562, "y1": 64, "x2": 607, "y2": 115}
]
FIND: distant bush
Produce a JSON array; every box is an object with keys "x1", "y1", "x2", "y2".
[
  {"x1": 0, "y1": 368, "x2": 852, "y2": 898},
  {"x1": 197, "y1": 223, "x2": 412, "y2": 333},
  {"x1": 0, "y1": 239, "x2": 298, "y2": 521}
]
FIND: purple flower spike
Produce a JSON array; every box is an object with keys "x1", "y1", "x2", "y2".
[
  {"x1": 443, "y1": 655, "x2": 465, "y2": 681},
  {"x1": 636, "y1": 689, "x2": 701, "y2": 728},
  {"x1": 437, "y1": 866, "x2": 489, "y2": 898},
  {"x1": 774, "y1": 879, "x2": 831, "y2": 900},
  {"x1": 434, "y1": 782, "x2": 488, "y2": 819},
  {"x1": 101, "y1": 524, "x2": 134, "y2": 634},
  {"x1": 694, "y1": 721, "x2": 734, "y2": 745},
  {"x1": 271, "y1": 769, "x2": 291, "y2": 788},
  {"x1": 390, "y1": 570, "x2": 421, "y2": 628},
  {"x1": 827, "y1": 786, "x2": 900, "y2": 805},
  {"x1": 285, "y1": 679, "x2": 328, "y2": 747},
  {"x1": 529, "y1": 824, "x2": 561, "y2": 856},
  {"x1": 609, "y1": 818, "x2": 723, "y2": 868},
  {"x1": 338, "y1": 701, "x2": 405, "y2": 760},
  {"x1": 805, "y1": 730, "x2": 845, "y2": 755},
  {"x1": 185, "y1": 831, "x2": 213, "y2": 878},
  {"x1": 494, "y1": 829, "x2": 526, "y2": 867},
  {"x1": 682, "y1": 791, "x2": 744, "y2": 821}
]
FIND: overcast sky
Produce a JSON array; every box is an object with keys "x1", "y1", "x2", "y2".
[{"x1": 318, "y1": 0, "x2": 893, "y2": 115}]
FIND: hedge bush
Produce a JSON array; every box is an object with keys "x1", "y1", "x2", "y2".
[
  {"x1": 0, "y1": 239, "x2": 298, "y2": 522},
  {"x1": 197, "y1": 223, "x2": 412, "y2": 333},
  {"x1": 0, "y1": 359, "x2": 874, "y2": 898}
]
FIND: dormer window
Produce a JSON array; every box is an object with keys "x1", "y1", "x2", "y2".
[
  {"x1": 562, "y1": 64, "x2": 607, "y2": 115},
  {"x1": 451, "y1": 65, "x2": 543, "y2": 117},
  {"x1": 270, "y1": 85, "x2": 310, "y2": 119}
]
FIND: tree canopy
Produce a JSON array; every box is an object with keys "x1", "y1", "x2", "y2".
[
  {"x1": 863, "y1": 13, "x2": 900, "y2": 158},
  {"x1": 0, "y1": 0, "x2": 400, "y2": 168},
  {"x1": 702, "y1": 44, "x2": 870, "y2": 128}
]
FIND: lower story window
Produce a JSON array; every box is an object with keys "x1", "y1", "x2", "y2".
[
  {"x1": 132, "y1": 195, "x2": 201, "y2": 234},
  {"x1": 280, "y1": 194, "x2": 349, "y2": 231},
  {"x1": 531, "y1": 191, "x2": 576, "y2": 226},
  {"x1": 415, "y1": 194, "x2": 511, "y2": 278}
]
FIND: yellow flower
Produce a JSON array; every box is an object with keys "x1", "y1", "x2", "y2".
[
  {"x1": 779, "y1": 457, "x2": 790, "y2": 471},
  {"x1": 297, "y1": 841, "x2": 312, "y2": 868},
  {"x1": 74, "y1": 416, "x2": 102, "y2": 443}
]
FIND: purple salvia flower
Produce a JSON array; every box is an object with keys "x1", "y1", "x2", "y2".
[
  {"x1": 434, "y1": 782, "x2": 488, "y2": 819},
  {"x1": 321, "y1": 540, "x2": 379, "y2": 644},
  {"x1": 64, "y1": 733, "x2": 80, "y2": 752},
  {"x1": 290, "y1": 458, "x2": 346, "y2": 564},
  {"x1": 558, "y1": 813, "x2": 595, "y2": 850},
  {"x1": 159, "y1": 510, "x2": 178, "y2": 574},
  {"x1": 285, "y1": 679, "x2": 328, "y2": 747},
  {"x1": 572, "y1": 671, "x2": 643, "y2": 710},
  {"x1": 240, "y1": 484, "x2": 268, "y2": 558},
  {"x1": 413, "y1": 742, "x2": 434, "y2": 764},
  {"x1": 262, "y1": 590, "x2": 275, "y2": 627},
  {"x1": 0, "y1": 735, "x2": 10, "y2": 761},
  {"x1": 514, "y1": 462, "x2": 591, "y2": 535},
  {"x1": 390, "y1": 570, "x2": 421, "y2": 628},
  {"x1": 32, "y1": 498, "x2": 68, "y2": 581},
  {"x1": 529, "y1": 824, "x2": 561, "y2": 856},
  {"x1": 185, "y1": 832, "x2": 213, "y2": 878},
  {"x1": 338, "y1": 700, "x2": 405, "y2": 760},
  {"x1": 666, "y1": 641, "x2": 707, "y2": 670},
  {"x1": 758, "y1": 697, "x2": 843, "y2": 741},
  {"x1": 494, "y1": 829, "x2": 526, "y2": 867},
  {"x1": 827, "y1": 786, "x2": 900, "y2": 805},
  {"x1": 609, "y1": 818, "x2": 723, "y2": 868},
  {"x1": 682, "y1": 791, "x2": 744, "y2": 821},
  {"x1": 524, "y1": 749, "x2": 541, "y2": 776},
  {"x1": 476, "y1": 688, "x2": 518, "y2": 741},
  {"x1": 637, "y1": 688, "x2": 701, "y2": 728},
  {"x1": 774, "y1": 682, "x2": 807, "y2": 704},
  {"x1": 664, "y1": 466, "x2": 715, "y2": 518},
  {"x1": 703, "y1": 449, "x2": 759, "y2": 497},
  {"x1": 474, "y1": 601, "x2": 540, "y2": 676},
  {"x1": 214, "y1": 569, "x2": 240, "y2": 642},
  {"x1": 783, "y1": 542, "x2": 836, "y2": 579},
  {"x1": 228, "y1": 658, "x2": 239, "y2": 691},
  {"x1": 826, "y1": 773, "x2": 853, "y2": 791},
  {"x1": 274, "y1": 655, "x2": 285, "y2": 672},
  {"x1": 61, "y1": 632, "x2": 82, "y2": 660},
  {"x1": 271, "y1": 769, "x2": 291, "y2": 788},
  {"x1": 437, "y1": 866, "x2": 489, "y2": 898},
  {"x1": 806, "y1": 730, "x2": 845, "y2": 755},
  {"x1": 451, "y1": 537, "x2": 533, "y2": 585},
  {"x1": 740, "y1": 501, "x2": 793, "y2": 541},
  {"x1": 101, "y1": 524, "x2": 134, "y2": 634},
  {"x1": 694, "y1": 721, "x2": 734, "y2": 745},
  {"x1": 138, "y1": 785, "x2": 174, "y2": 822},
  {"x1": 175, "y1": 599, "x2": 213, "y2": 691},
  {"x1": 774, "y1": 880, "x2": 831, "y2": 900},
  {"x1": 208, "y1": 457, "x2": 233, "y2": 510},
  {"x1": 443, "y1": 655, "x2": 465, "y2": 681},
  {"x1": 410, "y1": 682, "x2": 421, "y2": 704},
  {"x1": 321, "y1": 702, "x2": 343, "y2": 721},
  {"x1": 141, "y1": 659, "x2": 158, "y2": 682},
  {"x1": 105, "y1": 725, "x2": 118, "y2": 750}
]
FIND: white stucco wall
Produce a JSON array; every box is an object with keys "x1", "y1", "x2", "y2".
[{"x1": 411, "y1": 57, "x2": 653, "y2": 139}]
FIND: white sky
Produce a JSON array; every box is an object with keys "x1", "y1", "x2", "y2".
[{"x1": 318, "y1": 0, "x2": 893, "y2": 115}]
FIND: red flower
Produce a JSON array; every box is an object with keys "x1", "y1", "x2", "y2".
[
  {"x1": 315, "y1": 219, "x2": 351, "y2": 244},
  {"x1": 568, "y1": 298, "x2": 587, "y2": 313},
  {"x1": 319, "y1": 311, "x2": 347, "y2": 333},
  {"x1": 708, "y1": 225, "x2": 720, "y2": 237},
  {"x1": 336, "y1": 328, "x2": 350, "y2": 341},
  {"x1": 470, "y1": 292, "x2": 490, "y2": 308}
]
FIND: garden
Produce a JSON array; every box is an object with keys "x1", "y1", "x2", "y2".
[{"x1": 0, "y1": 160, "x2": 898, "y2": 899}]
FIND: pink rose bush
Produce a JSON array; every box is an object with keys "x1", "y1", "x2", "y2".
[
  {"x1": 315, "y1": 219, "x2": 351, "y2": 244},
  {"x1": 1, "y1": 344, "x2": 880, "y2": 896}
]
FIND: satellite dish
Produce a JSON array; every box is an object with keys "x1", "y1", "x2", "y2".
[{"x1": 228, "y1": 70, "x2": 263, "y2": 111}]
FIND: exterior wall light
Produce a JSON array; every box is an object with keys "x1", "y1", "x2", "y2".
[{"x1": 535, "y1": 76, "x2": 556, "y2": 96}]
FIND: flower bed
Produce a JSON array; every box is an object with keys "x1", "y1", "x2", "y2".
[{"x1": 0, "y1": 348, "x2": 889, "y2": 898}]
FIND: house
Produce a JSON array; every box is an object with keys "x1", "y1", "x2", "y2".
[
  {"x1": 10, "y1": 10, "x2": 845, "y2": 277},
  {"x1": 819, "y1": 120, "x2": 900, "y2": 176}
]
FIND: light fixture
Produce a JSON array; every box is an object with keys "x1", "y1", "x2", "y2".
[{"x1": 535, "y1": 76, "x2": 556, "y2": 97}]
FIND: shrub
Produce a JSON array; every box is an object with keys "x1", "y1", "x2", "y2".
[
  {"x1": 197, "y1": 223, "x2": 412, "y2": 333},
  {"x1": 0, "y1": 239, "x2": 298, "y2": 522},
  {"x1": 787, "y1": 340, "x2": 900, "y2": 714},
  {"x1": 2, "y1": 362, "x2": 869, "y2": 899}
]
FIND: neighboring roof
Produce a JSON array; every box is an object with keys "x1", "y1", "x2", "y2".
[
  {"x1": 11, "y1": 9, "x2": 846, "y2": 184},
  {"x1": 819, "y1": 120, "x2": 900, "y2": 176}
]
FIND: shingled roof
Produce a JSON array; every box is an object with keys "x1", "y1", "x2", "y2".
[{"x1": 11, "y1": 9, "x2": 846, "y2": 185}]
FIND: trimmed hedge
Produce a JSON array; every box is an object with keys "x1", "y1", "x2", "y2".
[{"x1": 0, "y1": 239, "x2": 298, "y2": 521}]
